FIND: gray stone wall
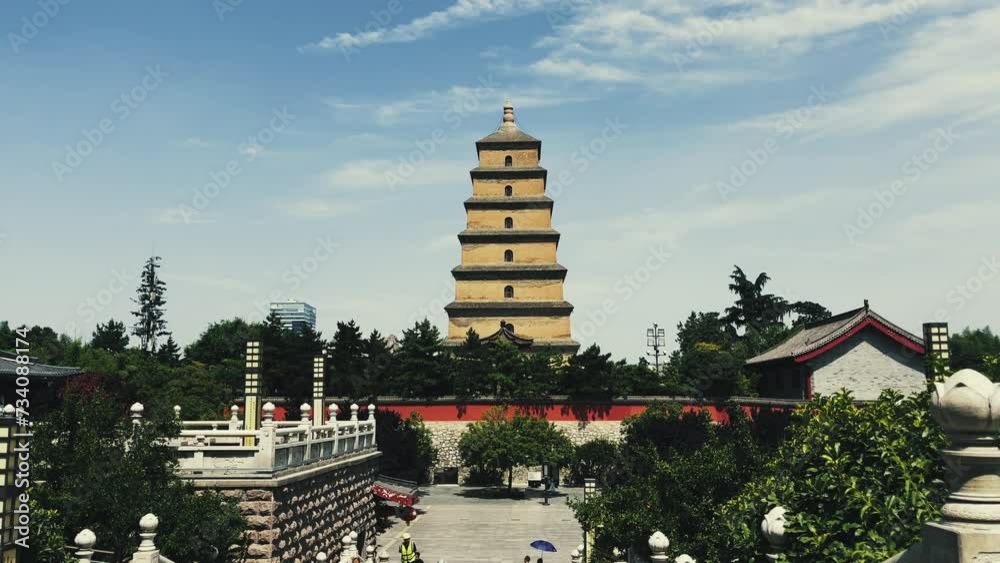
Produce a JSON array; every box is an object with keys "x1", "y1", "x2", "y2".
[
  {"x1": 209, "y1": 452, "x2": 380, "y2": 562},
  {"x1": 808, "y1": 329, "x2": 926, "y2": 400},
  {"x1": 427, "y1": 420, "x2": 623, "y2": 485}
]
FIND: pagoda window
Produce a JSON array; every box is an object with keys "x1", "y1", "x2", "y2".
[
  {"x1": 504, "y1": 249, "x2": 513, "y2": 262},
  {"x1": 505, "y1": 185, "x2": 513, "y2": 197},
  {"x1": 504, "y1": 217, "x2": 513, "y2": 229},
  {"x1": 505, "y1": 155, "x2": 513, "y2": 167},
  {"x1": 504, "y1": 285, "x2": 514, "y2": 299}
]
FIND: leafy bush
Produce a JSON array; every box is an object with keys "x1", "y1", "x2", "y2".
[
  {"x1": 705, "y1": 390, "x2": 947, "y2": 563},
  {"x1": 570, "y1": 403, "x2": 780, "y2": 560},
  {"x1": 568, "y1": 438, "x2": 620, "y2": 486},
  {"x1": 33, "y1": 387, "x2": 247, "y2": 562},
  {"x1": 375, "y1": 410, "x2": 439, "y2": 485}
]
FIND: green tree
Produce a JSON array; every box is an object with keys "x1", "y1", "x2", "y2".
[
  {"x1": 131, "y1": 256, "x2": 169, "y2": 353},
  {"x1": 156, "y1": 335, "x2": 182, "y2": 366},
  {"x1": 329, "y1": 320, "x2": 366, "y2": 397},
  {"x1": 90, "y1": 319, "x2": 130, "y2": 353},
  {"x1": 568, "y1": 438, "x2": 619, "y2": 486},
  {"x1": 459, "y1": 408, "x2": 573, "y2": 495},
  {"x1": 375, "y1": 410, "x2": 439, "y2": 485},
  {"x1": 363, "y1": 329, "x2": 394, "y2": 399},
  {"x1": 184, "y1": 318, "x2": 262, "y2": 365},
  {"x1": 950, "y1": 327, "x2": 1000, "y2": 380},
  {"x1": 722, "y1": 266, "x2": 789, "y2": 334},
  {"x1": 389, "y1": 319, "x2": 452, "y2": 398},
  {"x1": 707, "y1": 390, "x2": 946, "y2": 563},
  {"x1": 560, "y1": 344, "x2": 618, "y2": 399},
  {"x1": 33, "y1": 386, "x2": 247, "y2": 562}
]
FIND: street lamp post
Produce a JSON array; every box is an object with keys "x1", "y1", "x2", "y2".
[{"x1": 646, "y1": 324, "x2": 665, "y2": 373}]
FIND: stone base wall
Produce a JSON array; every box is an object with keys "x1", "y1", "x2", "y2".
[
  {"x1": 197, "y1": 452, "x2": 380, "y2": 563},
  {"x1": 428, "y1": 420, "x2": 622, "y2": 485}
]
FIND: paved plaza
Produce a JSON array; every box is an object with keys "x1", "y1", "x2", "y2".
[{"x1": 377, "y1": 486, "x2": 585, "y2": 563}]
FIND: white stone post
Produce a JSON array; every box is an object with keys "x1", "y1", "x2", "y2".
[
  {"x1": 173, "y1": 405, "x2": 181, "y2": 420},
  {"x1": 317, "y1": 552, "x2": 328, "y2": 562},
  {"x1": 368, "y1": 403, "x2": 377, "y2": 449},
  {"x1": 229, "y1": 404, "x2": 241, "y2": 430},
  {"x1": 351, "y1": 404, "x2": 360, "y2": 451},
  {"x1": 74, "y1": 529, "x2": 96, "y2": 563},
  {"x1": 350, "y1": 530, "x2": 360, "y2": 559},
  {"x1": 131, "y1": 513, "x2": 160, "y2": 563},
  {"x1": 130, "y1": 402, "x2": 144, "y2": 425},
  {"x1": 329, "y1": 403, "x2": 340, "y2": 453},
  {"x1": 570, "y1": 547, "x2": 583, "y2": 563},
  {"x1": 761, "y1": 506, "x2": 787, "y2": 562},
  {"x1": 923, "y1": 369, "x2": 1000, "y2": 561},
  {"x1": 378, "y1": 550, "x2": 390, "y2": 563},
  {"x1": 365, "y1": 544, "x2": 376, "y2": 563},
  {"x1": 675, "y1": 556, "x2": 696, "y2": 563},
  {"x1": 339, "y1": 533, "x2": 354, "y2": 563},
  {"x1": 649, "y1": 531, "x2": 669, "y2": 563},
  {"x1": 258, "y1": 402, "x2": 277, "y2": 467}
]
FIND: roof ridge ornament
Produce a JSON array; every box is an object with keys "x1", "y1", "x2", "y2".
[{"x1": 499, "y1": 98, "x2": 517, "y2": 130}]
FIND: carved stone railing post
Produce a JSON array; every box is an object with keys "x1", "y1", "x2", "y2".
[
  {"x1": 338, "y1": 533, "x2": 354, "y2": 563},
  {"x1": 365, "y1": 544, "x2": 376, "y2": 563},
  {"x1": 131, "y1": 513, "x2": 161, "y2": 563},
  {"x1": 229, "y1": 404, "x2": 241, "y2": 430},
  {"x1": 351, "y1": 404, "x2": 360, "y2": 451},
  {"x1": 130, "y1": 402, "x2": 144, "y2": 425},
  {"x1": 761, "y1": 506, "x2": 787, "y2": 562},
  {"x1": 74, "y1": 529, "x2": 96, "y2": 563},
  {"x1": 369, "y1": 403, "x2": 377, "y2": 448},
  {"x1": 649, "y1": 531, "x2": 669, "y2": 563},
  {"x1": 317, "y1": 552, "x2": 328, "y2": 562},
  {"x1": 258, "y1": 402, "x2": 277, "y2": 467},
  {"x1": 173, "y1": 405, "x2": 181, "y2": 419},
  {"x1": 675, "y1": 556, "x2": 696, "y2": 563},
  {"x1": 570, "y1": 547, "x2": 582, "y2": 563},
  {"x1": 378, "y1": 550, "x2": 390, "y2": 563},
  {"x1": 922, "y1": 368, "x2": 1000, "y2": 561}
]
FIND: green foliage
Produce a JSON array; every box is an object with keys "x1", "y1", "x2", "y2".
[
  {"x1": 90, "y1": 318, "x2": 130, "y2": 353},
  {"x1": 131, "y1": 255, "x2": 170, "y2": 353},
  {"x1": 329, "y1": 320, "x2": 367, "y2": 397},
  {"x1": 375, "y1": 410, "x2": 439, "y2": 485},
  {"x1": 568, "y1": 438, "x2": 619, "y2": 486},
  {"x1": 570, "y1": 402, "x2": 781, "y2": 560},
  {"x1": 459, "y1": 408, "x2": 574, "y2": 494},
  {"x1": 156, "y1": 335, "x2": 182, "y2": 366},
  {"x1": 950, "y1": 327, "x2": 1000, "y2": 380},
  {"x1": 184, "y1": 318, "x2": 262, "y2": 365},
  {"x1": 33, "y1": 387, "x2": 247, "y2": 562},
  {"x1": 706, "y1": 390, "x2": 947, "y2": 563},
  {"x1": 388, "y1": 319, "x2": 452, "y2": 398}
]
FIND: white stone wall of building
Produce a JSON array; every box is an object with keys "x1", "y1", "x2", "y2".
[{"x1": 807, "y1": 329, "x2": 926, "y2": 400}]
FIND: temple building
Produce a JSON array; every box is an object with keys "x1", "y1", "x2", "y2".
[{"x1": 444, "y1": 100, "x2": 579, "y2": 356}]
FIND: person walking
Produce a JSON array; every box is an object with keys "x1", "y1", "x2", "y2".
[
  {"x1": 399, "y1": 533, "x2": 418, "y2": 563},
  {"x1": 414, "y1": 551, "x2": 425, "y2": 563}
]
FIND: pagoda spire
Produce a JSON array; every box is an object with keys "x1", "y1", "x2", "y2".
[{"x1": 500, "y1": 98, "x2": 517, "y2": 130}]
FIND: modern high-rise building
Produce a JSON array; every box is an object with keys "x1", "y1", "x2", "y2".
[
  {"x1": 269, "y1": 300, "x2": 317, "y2": 333},
  {"x1": 444, "y1": 100, "x2": 579, "y2": 356}
]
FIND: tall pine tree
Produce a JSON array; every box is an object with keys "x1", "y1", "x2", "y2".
[{"x1": 131, "y1": 256, "x2": 170, "y2": 353}]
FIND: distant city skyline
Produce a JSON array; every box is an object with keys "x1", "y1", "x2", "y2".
[{"x1": 1, "y1": 1, "x2": 998, "y2": 360}]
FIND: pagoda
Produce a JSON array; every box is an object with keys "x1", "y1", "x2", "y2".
[{"x1": 444, "y1": 100, "x2": 580, "y2": 356}]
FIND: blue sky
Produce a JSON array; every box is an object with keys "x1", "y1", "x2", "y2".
[{"x1": 1, "y1": 0, "x2": 997, "y2": 361}]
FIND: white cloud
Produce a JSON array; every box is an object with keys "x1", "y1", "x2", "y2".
[
  {"x1": 302, "y1": 0, "x2": 547, "y2": 52},
  {"x1": 530, "y1": 57, "x2": 639, "y2": 83},
  {"x1": 279, "y1": 199, "x2": 368, "y2": 219},
  {"x1": 151, "y1": 208, "x2": 216, "y2": 225},
  {"x1": 319, "y1": 159, "x2": 464, "y2": 192},
  {"x1": 184, "y1": 137, "x2": 212, "y2": 148},
  {"x1": 727, "y1": 5, "x2": 1000, "y2": 136}
]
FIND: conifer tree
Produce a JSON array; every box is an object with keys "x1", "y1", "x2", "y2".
[{"x1": 131, "y1": 256, "x2": 169, "y2": 353}]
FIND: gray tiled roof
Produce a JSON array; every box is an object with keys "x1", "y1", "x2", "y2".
[
  {"x1": 0, "y1": 354, "x2": 83, "y2": 378},
  {"x1": 745, "y1": 306, "x2": 925, "y2": 365},
  {"x1": 477, "y1": 126, "x2": 541, "y2": 144}
]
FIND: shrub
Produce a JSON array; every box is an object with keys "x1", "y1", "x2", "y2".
[
  {"x1": 705, "y1": 390, "x2": 947, "y2": 563},
  {"x1": 568, "y1": 438, "x2": 620, "y2": 486}
]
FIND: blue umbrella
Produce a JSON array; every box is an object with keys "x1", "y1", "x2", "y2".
[{"x1": 530, "y1": 541, "x2": 557, "y2": 553}]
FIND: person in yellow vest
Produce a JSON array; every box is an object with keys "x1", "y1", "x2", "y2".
[{"x1": 399, "y1": 533, "x2": 418, "y2": 563}]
